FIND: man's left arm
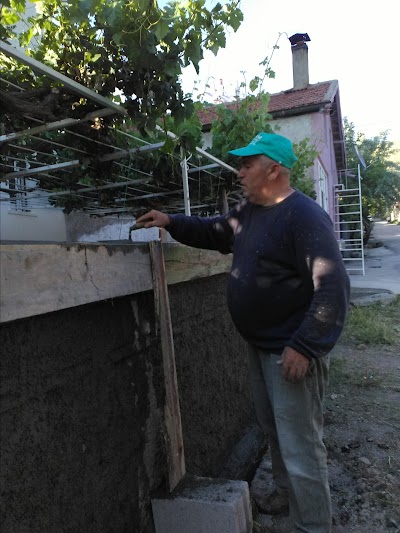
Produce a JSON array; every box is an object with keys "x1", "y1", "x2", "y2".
[
  {"x1": 285, "y1": 209, "x2": 351, "y2": 369},
  {"x1": 278, "y1": 346, "x2": 310, "y2": 383}
]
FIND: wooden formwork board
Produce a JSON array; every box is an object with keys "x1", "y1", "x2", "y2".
[{"x1": 0, "y1": 242, "x2": 231, "y2": 324}]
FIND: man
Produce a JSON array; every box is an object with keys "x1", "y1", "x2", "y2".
[{"x1": 137, "y1": 132, "x2": 350, "y2": 533}]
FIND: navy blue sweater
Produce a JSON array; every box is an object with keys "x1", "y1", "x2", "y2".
[{"x1": 168, "y1": 190, "x2": 350, "y2": 359}]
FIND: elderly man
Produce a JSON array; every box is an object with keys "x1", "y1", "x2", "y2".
[{"x1": 137, "y1": 132, "x2": 350, "y2": 533}]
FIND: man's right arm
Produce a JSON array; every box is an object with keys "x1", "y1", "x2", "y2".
[
  {"x1": 136, "y1": 210, "x2": 171, "y2": 229},
  {"x1": 136, "y1": 209, "x2": 234, "y2": 253}
]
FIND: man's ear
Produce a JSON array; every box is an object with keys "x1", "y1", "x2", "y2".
[{"x1": 267, "y1": 163, "x2": 280, "y2": 181}]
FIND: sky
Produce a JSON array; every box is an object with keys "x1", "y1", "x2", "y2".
[{"x1": 179, "y1": 0, "x2": 400, "y2": 142}]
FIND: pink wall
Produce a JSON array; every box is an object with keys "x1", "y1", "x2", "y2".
[
  {"x1": 272, "y1": 111, "x2": 340, "y2": 222},
  {"x1": 311, "y1": 111, "x2": 339, "y2": 221}
]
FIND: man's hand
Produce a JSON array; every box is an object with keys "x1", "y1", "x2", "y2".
[
  {"x1": 277, "y1": 347, "x2": 310, "y2": 383},
  {"x1": 136, "y1": 210, "x2": 171, "y2": 229}
]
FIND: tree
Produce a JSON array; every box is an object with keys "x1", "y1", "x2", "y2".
[
  {"x1": 344, "y1": 118, "x2": 400, "y2": 219},
  {"x1": 209, "y1": 76, "x2": 317, "y2": 201}
]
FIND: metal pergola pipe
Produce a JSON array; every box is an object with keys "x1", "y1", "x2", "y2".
[
  {"x1": 4, "y1": 160, "x2": 81, "y2": 179},
  {"x1": 1, "y1": 43, "x2": 241, "y2": 217},
  {"x1": 180, "y1": 146, "x2": 191, "y2": 216},
  {"x1": 0, "y1": 108, "x2": 117, "y2": 143},
  {"x1": 0, "y1": 40, "x2": 127, "y2": 116}
]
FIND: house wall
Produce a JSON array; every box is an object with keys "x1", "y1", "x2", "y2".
[
  {"x1": 271, "y1": 112, "x2": 339, "y2": 221},
  {"x1": 311, "y1": 111, "x2": 339, "y2": 219},
  {"x1": 0, "y1": 203, "x2": 67, "y2": 242},
  {"x1": 271, "y1": 114, "x2": 314, "y2": 145},
  {"x1": 0, "y1": 244, "x2": 253, "y2": 533}
]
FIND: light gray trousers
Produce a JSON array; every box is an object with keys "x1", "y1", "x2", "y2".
[{"x1": 248, "y1": 345, "x2": 332, "y2": 533}]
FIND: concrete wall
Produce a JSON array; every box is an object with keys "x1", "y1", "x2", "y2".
[
  {"x1": 0, "y1": 259, "x2": 252, "y2": 532},
  {"x1": 65, "y1": 212, "x2": 162, "y2": 243}
]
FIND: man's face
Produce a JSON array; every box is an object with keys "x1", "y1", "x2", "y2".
[{"x1": 238, "y1": 155, "x2": 276, "y2": 204}]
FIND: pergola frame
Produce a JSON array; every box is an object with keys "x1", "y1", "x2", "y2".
[{"x1": 0, "y1": 41, "x2": 238, "y2": 218}]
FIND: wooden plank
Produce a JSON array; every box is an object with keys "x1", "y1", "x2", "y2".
[
  {"x1": 150, "y1": 240, "x2": 186, "y2": 492},
  {"x1": 164, "y1": 244, "x2": 232, "y2": 285},
  {"x1": 0, "y1": 243, "x2": 153, "y2": 323},
  {"x1": 0, "y1": 243, "x2": 231, "y2": 324}
]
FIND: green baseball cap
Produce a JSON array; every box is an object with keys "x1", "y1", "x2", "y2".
[{"x1": 228, "y1": 132, "x2": 298, "y2": 169}]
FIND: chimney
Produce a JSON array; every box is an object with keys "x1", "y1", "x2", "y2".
[{"x1": 289, "y1": 33, "x2": 311, "y2": 89}]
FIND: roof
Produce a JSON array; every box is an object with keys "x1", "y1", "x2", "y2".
[
  {"x1": 268, "y1": 81, "x2": 337, "y2": 114},
  {"x1": 197, "y1": 81, "x2": 338, "y2": 126}
]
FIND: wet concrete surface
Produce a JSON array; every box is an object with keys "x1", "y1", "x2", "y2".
[{"x1": 0, "y1": 275, "x2": 252, "y2": 533}]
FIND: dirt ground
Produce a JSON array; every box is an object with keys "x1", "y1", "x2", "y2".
[
  {"x1": 251, "y1": 332, "x2": 400, "y2": 532},
  {"x1": 324, "y1": 340, "x2": 400, "y2": 532}
]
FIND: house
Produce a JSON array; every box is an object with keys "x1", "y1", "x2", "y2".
[
  {"x1": 0, "y1": 178, "x2": 67, "y2": 242},
  {"x1": 197, "y1": 33, "x2": 347, "y2": 224}
]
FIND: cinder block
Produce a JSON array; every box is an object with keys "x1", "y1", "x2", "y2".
[{"x1": 151, "y1": 476, "x2": 252, "y2": 533}]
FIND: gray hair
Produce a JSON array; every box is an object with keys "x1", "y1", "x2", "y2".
[{"x1": 260, "y1": 155, "x2": 291, "y2": 177}]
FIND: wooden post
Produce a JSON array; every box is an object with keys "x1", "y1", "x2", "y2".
[{"x1": 149, "y1": 240, "x2": 186, "y2": 492}]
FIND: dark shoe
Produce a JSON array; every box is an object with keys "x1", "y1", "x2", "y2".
[{"x1": 256, "y1": 489, "x2": 289, "y2": 515}]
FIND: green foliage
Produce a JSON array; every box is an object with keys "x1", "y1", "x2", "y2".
[
  {"x1": 162, "y1": 105, "x2": 204, "y2": 153},
  {"x1": 1, "y1": 0, "x2": 245, "y2": 213},
  {"x1": 205, "y1": 31, "x2": 318, "y2": 201},
  {"x1": 1, "y1": 9, "x2": 317, "y2": 212},
  {"x1": 290, "y1": 139, "x2": 318, "y2": 198},
  {"x1": 210, "y1": 93, "x2": 273, "y2": 167},
  {"x1": 344, "y1": 118, "x2": 400, "y2": 217},
  {"x1": 209, "y1": 95, "x2": 317, "y2": 199},
  {"x1": 1, "y1": 0, "x2": 243, "y2": 132}
]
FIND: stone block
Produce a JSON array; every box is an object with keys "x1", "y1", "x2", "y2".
[{"x1": 152, "y1": 476, "x2": 252, "y2": 533}]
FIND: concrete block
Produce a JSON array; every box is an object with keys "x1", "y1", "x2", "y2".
[{"x1": 151, "y1": 476, "x2": 252, "y2": 533}]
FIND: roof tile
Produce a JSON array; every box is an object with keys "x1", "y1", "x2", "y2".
[{"x1": 197, "y1": 81, "x2": 335, "y2": 126}]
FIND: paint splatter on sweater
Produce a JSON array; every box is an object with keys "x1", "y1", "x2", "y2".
[{"x1": 168, "y1": 190, "x2": 350, "y2": 359}]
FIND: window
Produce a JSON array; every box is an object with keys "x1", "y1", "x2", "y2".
[{"x1": 317, "y1": 161, "x2": 329, "y2": 213}]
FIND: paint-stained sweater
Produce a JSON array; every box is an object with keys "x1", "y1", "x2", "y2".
[{"x1": 167, "y1": 190, "x2": 350, "y2": 359}]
